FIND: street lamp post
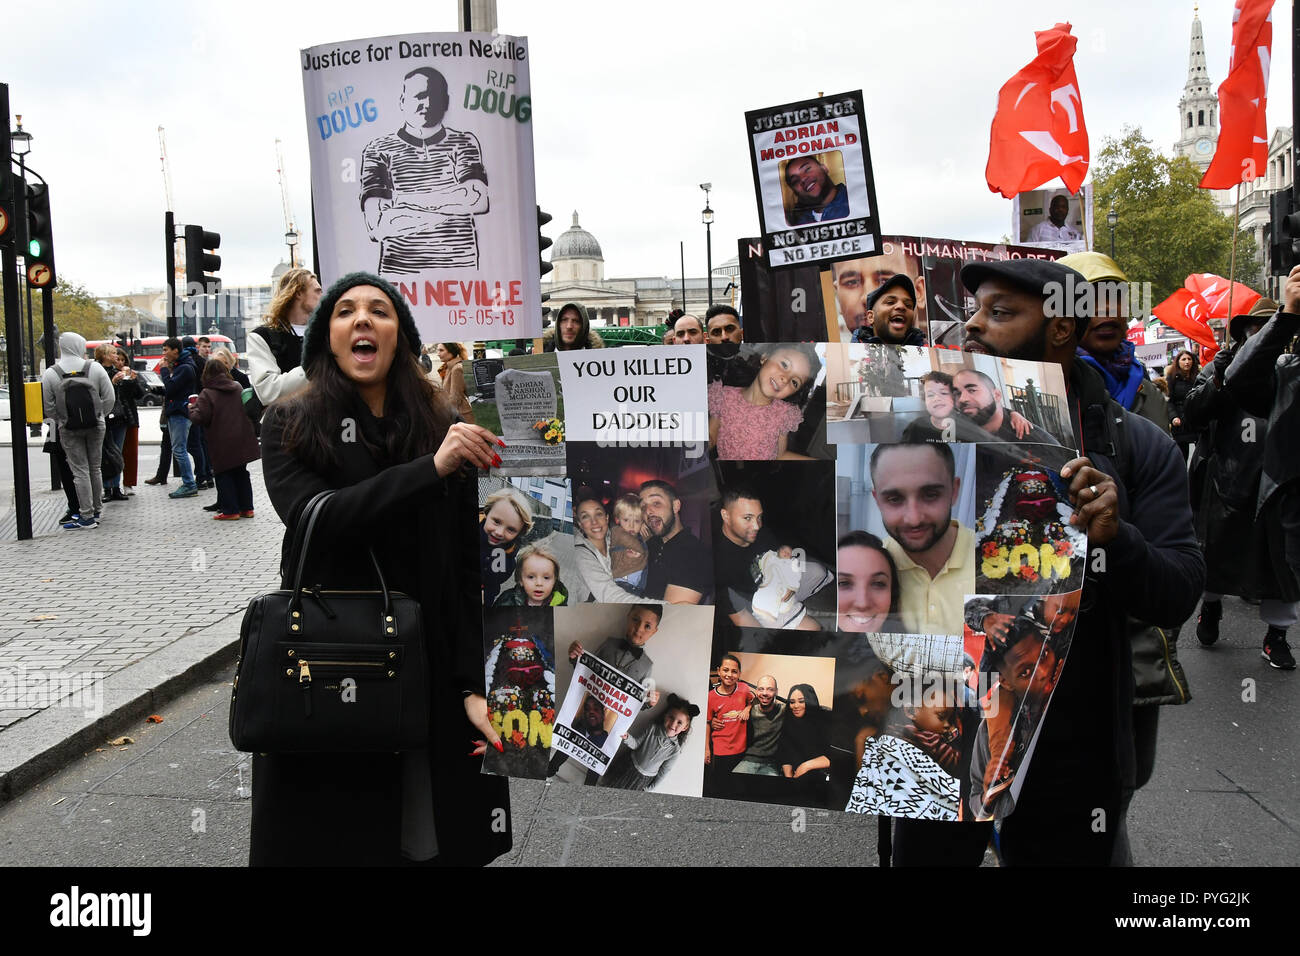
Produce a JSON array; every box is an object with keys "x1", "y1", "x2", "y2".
[
  {"x1": 10, "y1": 116, "x2": 34, "y2": 379},
  {"x1": 285, "y1": 228, "x2": 299, "y2": 269},
  {"x1": 1107, "y1": 205, "x2": 1118, "y2": 260},
  {"x1": 700, "y1": 183, "x2": 714, "y2": 308}
]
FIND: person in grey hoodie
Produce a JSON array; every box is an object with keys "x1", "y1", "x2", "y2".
[{"x1": 42, "y1": 331, "x2": 116, "y2": 529}]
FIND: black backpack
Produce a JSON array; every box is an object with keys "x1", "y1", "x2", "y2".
[{"x1": 55, "y1": 361, "x2": 100, "y2": 430}]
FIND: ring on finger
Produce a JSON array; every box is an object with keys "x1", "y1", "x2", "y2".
[{"x1": 1089, "y1": 484, "x2": 1098, "y2": 499}]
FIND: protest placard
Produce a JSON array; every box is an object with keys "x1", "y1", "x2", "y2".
[
  {"x1": 557, "y1": 344, "x2": 707, "y2": 447},
  {"x1": 745, "y1": 91, "x2": 882, "y2": 270},
  {"x1": 301, "y1": 32, "x2": 542, "y2": 341},
  {"x1": 551, "y1": 652, "x2": 647, "y2": 775}
]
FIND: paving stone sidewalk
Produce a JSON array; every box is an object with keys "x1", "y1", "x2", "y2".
[{"x1": 0, "y1": 461, "x2": 284, "y2": 798}]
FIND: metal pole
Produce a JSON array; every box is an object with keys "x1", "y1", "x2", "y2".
[
  {"x1": 18, "y1": 154, "x2": 34, "y2": 379},
  {"x1": 42, "y1": 285, "x2": 58, "y2": 491},
  {"x1": 1109, "y1": 225, "x2": 1115, "y2": 260},
  {"x1": 165, "y1": 210, "x2": 177, "y2": 338},
  {"x1": 679, "y1": 241, "x2": 687, "y2": 314},
  {"x1": 706, "y1": 222, "x2": 714, "y2": 308},
  {"x1": 2, "y1": 84, "x2": 33, "y2": 539}
]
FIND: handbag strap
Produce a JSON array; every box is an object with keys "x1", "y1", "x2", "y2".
[{"x1": 284, "y1": 489, "x2": 397, "y2": 639}]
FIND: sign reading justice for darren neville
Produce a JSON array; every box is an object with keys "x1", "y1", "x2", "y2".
[
  {"x1": 557, "y1": 344, "x2": 707, "y2": 446},
  {"x1": 301, "y1": 32, "x2": 542, "y2": 341}
]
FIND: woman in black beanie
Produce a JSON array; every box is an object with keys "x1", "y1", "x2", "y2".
[{"x1": 253, "y1": 271, "x2": 511, "y2": 866}]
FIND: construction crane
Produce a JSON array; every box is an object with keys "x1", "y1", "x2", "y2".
[
  {"x1": 276, "y1": 138, "x2": 300, "y2": 268},
  {"x1": 158, "y1": 126, "x2": 184, "y2": 288}
]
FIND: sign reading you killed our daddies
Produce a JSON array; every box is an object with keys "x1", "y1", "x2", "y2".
[
  {"x1": 745, "y1": 90, "x2": 882, "y2": 270},
  {"x1": 301, "y1": 33, "x2": 542, "y2": 340},
  {"x1": 557, "y1": 344, "x2": 707, "y2": 445}
]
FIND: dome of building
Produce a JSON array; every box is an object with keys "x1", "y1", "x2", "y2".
[{"x1": 552, "y1": 211, "x2": 603, "y2": 261}]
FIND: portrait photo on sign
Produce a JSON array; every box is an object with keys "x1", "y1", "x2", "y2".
[
  {"x1": 703, "y1": 646, "x2": 838, "y2": 809},
  {"x1": 1013, "y1": 185, "x2": 1092, "y2": 251},
  {"x1": 549, "y1": 603, "x2": 712, "y2": 798},
  {"x1": 479, "y1": 476, "x2": 576, "y2": 608},
  {"x1": 973, "y1": 443, "x2": 1087, "y2": 596},
  {"x1": 567, "y1": 443, "x2": 716, "y2": 606},
  {"x1": 481, "y1": 606, "x2": 555, "y2": 780},
  {"x1": 843, "y1": 632, "x2": 973, "y2": 821},
  {"x1": 823, "y1": 243, "x2": 927, "y2": 345},
  {"x1": 835, "y1": 442, "x2": 977, "y2": 637},
  {"x1": 712, "y1": 460, "x2": 837, "y2": 633},
  {"x1": 470, "y1": 352, "x2": 566, "y2": 476},
  {"x1": 707, "y1": 342, "x2": 829, "y2": 461},
  {"x1": 962, "y1": 589, "x2": 1081, "y2": 820},
  {"x1": 780, "y1": 152, "x2": 850, "y2": 227},
  {"x1": 825, "y1": 345, "x2": 1071, "y2": 446}
]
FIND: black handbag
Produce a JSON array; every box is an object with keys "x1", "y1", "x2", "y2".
[{"x1": 229, "y1": 490, "x2": 429, "y2": 753}]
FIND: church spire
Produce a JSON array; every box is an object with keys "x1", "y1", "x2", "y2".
[{"x1": 1185, "y1": 6, "x2": 1212, "y2": 95}]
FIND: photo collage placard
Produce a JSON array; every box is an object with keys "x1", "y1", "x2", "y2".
[{"x1": 477, "y1": 340, "x2": 1086, "y2": 823}]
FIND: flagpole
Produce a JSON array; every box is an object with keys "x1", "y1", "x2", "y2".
[{"x1": 1225, "y1": 181, "x2": 1243, "y2": 342}]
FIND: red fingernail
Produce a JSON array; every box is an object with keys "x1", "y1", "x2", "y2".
[
  {"x1": 492, "y1": 455, "x2": 502, "y2": 467},
  {"x1": 493, "y1": 740, "x2": 504, "y2": 753},
  {"x1": 497, "y1": 439, "x2": 507, "y2": 448}
]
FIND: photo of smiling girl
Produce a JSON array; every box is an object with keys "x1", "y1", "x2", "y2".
[{"x1": 707, "y1": 343, "x2": 827, "y2": 460}]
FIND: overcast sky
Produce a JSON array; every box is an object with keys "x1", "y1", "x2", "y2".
[{"x1": 5, "y1": 0, "x2": 1293, "y2": 295}]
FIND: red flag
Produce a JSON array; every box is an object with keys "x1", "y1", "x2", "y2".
[
  {"x1": 1152, "y1": 288, "x2": 1218, "y2": 351},
  {"x1": 985, "y1": 23, "x2": 1090, "y2": 199},
  {"x1": 1201, "y1": 0, "x2": 1275, "y2": 189},
  {"x1": 1184, "y1": 272, "x2": 1261, "y2": 318}
]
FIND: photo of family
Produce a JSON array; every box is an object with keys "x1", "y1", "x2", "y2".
[
  {"x1": 481, "y1": 607, "x2": 556, "y2": 780},
  {"x1": 973, "y1": 443, "x2": 1087, "y2": 596},
  {"x1": 548, "y1": 603, "x2": 712, "y2": 797},
  {"x1": 703, "y1": 649, "x2": 837, "y2": 808},
  {"x1": 566, "y1": 443, "x2": 716, "y2": 605},
  {"x1": 962, "y1": 590, "x2": 1081, "y2": 820},
  {"x1": 844, "y1": 632, "x2": 972, "y2": 821},
  {"x1": 825, "y1": 345, "x2": 1072, "y2": 446},
  {"x1": 707, "y1": 342, "x2": 830, "y2": 461},
  {"x1": 835, "y1": 442, "x2": 977, "y2": 636},
  {"x1": 478, "y1": 476, "x2": 575, "y2": 607},
  {"x1": 711, "y1": 461, "x2": 836, "y2": 633}
]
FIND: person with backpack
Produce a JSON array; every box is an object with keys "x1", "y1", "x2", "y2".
[{"x1": 42, "y1": 331, "x2": 116, "y2": 529}]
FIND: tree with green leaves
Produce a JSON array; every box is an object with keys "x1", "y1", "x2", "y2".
[
  {"x1": 1090, "y1": 126, "x2": 1260, "y2": 305},
  {"x1": 35, "y1": 278, "x2": 113, "y2": 361}
]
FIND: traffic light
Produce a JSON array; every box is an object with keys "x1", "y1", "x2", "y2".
[
  {"x1": 537, "y1": 206, "x2": 553, "y2": 304},
  {"x1": 23, "y1": 182, "x2": 55, "y2": 287},
  {"x1": 0, "y1": 160, "x2": 14, "y2": 248},
  {"x1": 184, "y1": 224, "x2": 221, "y2": 294},
  {"x1": 1269, "y1": 188, "x2": 1300, "y2": 277}
]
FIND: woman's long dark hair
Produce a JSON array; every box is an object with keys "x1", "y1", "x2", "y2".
[
  {"x1": 278, "y1": 332, "x2": 453, "y2": 473},
  {"x1": 788, "y1": 683, "x2": 822, "y2": 713},
  {"x1": 1166, "y1": 349, "x2": 1199, "y2": 382},
  {"x1": 837, "y1": 530, "x2": 901, "y2": 614}
]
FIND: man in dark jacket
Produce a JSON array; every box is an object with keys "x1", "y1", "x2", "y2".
[
  {"x1": 158, "y1": 337, "x2": 199, "y2": 498},
  {"x1": 181, "y1": 336, "x2": 214, "y2": 490},
  {"x1": 1182, "y1": 297, "x2": 1296, "y2": 666},
  {"x1": 1218, "y1": 272, "x2": 1300, "y2": 670},
  {"x1": 892, "y1": 258, "x2": 1204, "y2": 866},
  {"x1": 852, "y1": 275, "x2": 927, "y2": 345}
]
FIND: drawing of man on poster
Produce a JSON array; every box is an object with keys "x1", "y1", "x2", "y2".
[{"x1": 360, "y1": 66, "x2": 490, "y2": 273}]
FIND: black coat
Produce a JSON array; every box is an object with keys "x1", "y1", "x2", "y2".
[
  {"x1": 253, "y1": 400, "x2": 510, "y2": 866},
  {"x1": 1183, "y1": 344, "x2": 1293, "y2": 601},
  {"x1": 1008, "y1": 361, "x2": 1203, "y2": 828}
]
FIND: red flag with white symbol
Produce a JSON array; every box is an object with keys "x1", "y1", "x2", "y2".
[
  {"x1": 1152, "y1": 288, "x2": 1218, "y2": 352},
  {"x1": 1184, "y1": 271, "x2": 1262, "y2": 318},
  {"x1": 1201, "y1": 0, "x2": 1275, "y2": 189},
  {"x1": 985, "y1": 22, "x2": 1090, "y2": 199}
]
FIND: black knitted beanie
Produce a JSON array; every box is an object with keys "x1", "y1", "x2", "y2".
[{"x1": 300, "y1": 271, "x2": 423, "y2": 371}]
